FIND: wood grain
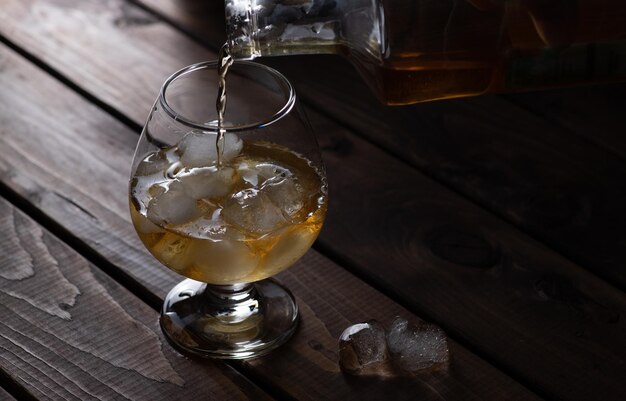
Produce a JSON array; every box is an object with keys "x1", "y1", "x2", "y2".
[
  {"x1": 138, "y1": 0, "x2": 626, "y2": 399},
  {"x1": 0, "y1": 0, "x2": 212, "y2": 125},
  {"x1": 138, "y1": 0, "x2": 226, "y2": 45},
  {"x1": 0, "y1": 198, "x2": 269, "y2": 401},
  {"x1": 139, "y1": 0, "x2": 626, "y2": 290},
  {"x1": 0, "y1": 33, "x2": 539, "y2": 401},
  {"x1": 0, "y1": 0, "x2": 624, "y2": 400},
  {"x1": 247, "y1": 252, "x2": 541, "y2": 401},
  {"x1": 505, "y1": 84, "x2": 626, "y2": 161},
  {"x1": 267, "y1": 56, "x2": 626, "y2": 291},
  {"x1": 311, "y1": 108, "x2": 626, "y2": 401}
]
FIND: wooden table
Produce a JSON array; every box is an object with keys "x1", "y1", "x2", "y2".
[{"x1": 0, "y1": 1, "x2": 625, "y2": 400}]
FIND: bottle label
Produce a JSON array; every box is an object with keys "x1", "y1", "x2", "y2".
[{"x1": 506, "y1": 41, "x2": 626, "y2": 88}]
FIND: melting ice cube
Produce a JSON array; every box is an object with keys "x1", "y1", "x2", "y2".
[
  {"x1": 134, "y1": 151, "x2": 170, "y2": 176},
  {"x1": 339, "y1": 320, "x2": 390, "y2": 375},
  {"x1": 185, "y1": 235, "x2": 259, "y2": 284},
  {"x1": 264, "y1": 175, "x2": 305, "y2": 218},
  {"x1": 263, "y1": 225, "x2": 318, "y2": 274},
  {"x1": 178, "y1": 132, "x2": 243, "y2": 167},
  {"x1": 236, "y1": 160, "x2": 291, "y2": 187},
  {"x1": 146, "y1": 181, "x2": 202, "y2": 226},
  {"x1": 386, "y1": 318, "x2": 449, "y2": 373},
  {"x1": 222, "y1": 189, "x2": 288, "y2": 234},
  {"x1": 236, "y1": 160, "x2": 305, "y2": 219},
  {"x1": 150, "y1": 232, "x2": 191, "y2": 274},
  {"x1": 178, "y1": 166, "x2": 237, "y2": 200},
  {"x1": 134, "y1": 213, "x2": 164, "y2": 234}
]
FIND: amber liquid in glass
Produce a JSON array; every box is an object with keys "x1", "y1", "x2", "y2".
[{"x1": 130, "y1": 140, "x2": 327, "y2": 285}]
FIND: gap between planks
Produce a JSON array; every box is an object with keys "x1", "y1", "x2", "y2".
[
  {"x1": 134, "y1": 0, "x2": 626, "y2": 294},
  {"x1": 1, "y1": 1, "x2": 620, "y2": 398},
  {"x1": 0, "y1": 29, "x2": 546, "y2": 401},
  {"x1": 0, "y1": 36, "x2": 543, "y2": 401}
]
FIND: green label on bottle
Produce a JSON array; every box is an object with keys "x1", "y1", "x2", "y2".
[{"x1": 506, "y1": 41, "x2": 626, "y2": 88}]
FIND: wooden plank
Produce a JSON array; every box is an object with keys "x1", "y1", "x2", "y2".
[
  {"x1": 137, "y1": 0, "x2": 626, "y2": 398},
  {"x1": 0, "y1": 198, "x2": 269, "y2": 401},
  {"x1": 246, "y1": 251, "x2": 541, "y2": 401},
  {"x1": 311, "y1": 107, "x2": 626, "y2": 400},
  {"x1": 504, "y1": 84, "x2": 626, "y2": 161},
  {"x1": 0, "y1": 0, "x2": 212, "y2": 125},
  {"x1": 139, "y1": 0, "x2": 226, "y2": 46},
  {"x1": 0, "y1": 1, "x2": 624, "y2": 400},
  {"x1": 139, "y1": 0, "x2": 626, "y2": 290},
  {"x1": 0, "y1": 39, "x2": 539, "y2": 401},
  {"x1": 268, "y1": 56, "x2": 626, "y2": 290}
]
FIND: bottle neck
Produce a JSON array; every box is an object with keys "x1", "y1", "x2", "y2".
[{"x1": 225, "y1": 0, "x2": 385, "y2": 61}]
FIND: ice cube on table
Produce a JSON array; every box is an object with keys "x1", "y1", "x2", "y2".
[
  {"x1": 339, "y1": 320, "x2": 391, "y2": 375},
  {"x1": 178, "y1": 132, "x2": 243, "y2": 167},
  {"x1": 222, "y1": 189, "x2": 288, "y2": 234},
  {"x1": 178, "y1": 166, "x2": 237, "y2": 200},
  {"x1": 146, "y1": 181, "x2": 202, "y2": 226},
  {"x1": 387, "y1": 317, "x2": 449, "y2": 373}
]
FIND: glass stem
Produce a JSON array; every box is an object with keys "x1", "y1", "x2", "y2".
[{"x1": 203, "y1": 283, "x2": 260, "y2": 324}]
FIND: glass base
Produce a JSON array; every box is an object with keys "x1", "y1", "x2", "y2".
[{"x1": 160, "y1": 278, "x2": 299, "y2": 359}]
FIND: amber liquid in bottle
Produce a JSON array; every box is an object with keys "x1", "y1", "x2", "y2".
[
  {"x1": 357, "y1": 0, "x2": 626, "y2": 104},
  {"x1": 227, "y1": 0, "x2": 626, "y2": 104}
]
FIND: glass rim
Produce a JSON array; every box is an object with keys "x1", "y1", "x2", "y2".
[{"x1": 159, "y1": 60, "x2": 296, "y2": 132}]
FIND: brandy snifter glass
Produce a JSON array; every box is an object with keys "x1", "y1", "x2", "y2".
[{"x1": 129, "y1": 61, "x2": 327, "y2": 359}]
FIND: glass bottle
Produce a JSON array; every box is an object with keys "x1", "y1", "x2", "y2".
[{"x1": 225, "y1": 0, "x2": 626, "y2": 105}]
